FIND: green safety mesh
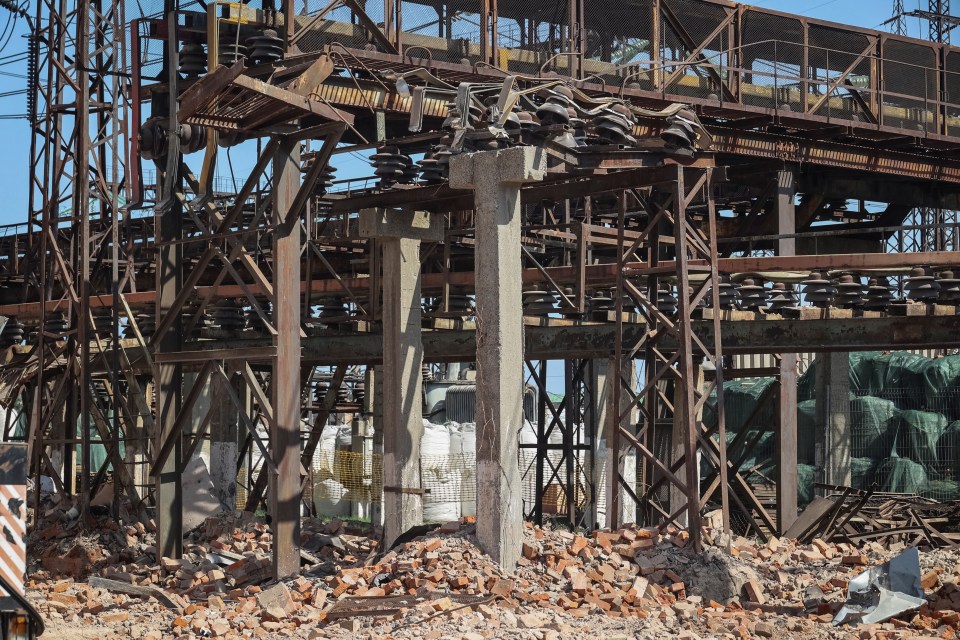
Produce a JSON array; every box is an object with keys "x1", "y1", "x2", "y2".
[
  {"x1": 895, "y1": 410, "x2": 949, "y2": 473},
  {"x1": 877, "y1": 456, "x2": 928, "y2": 494},
  {"x1": 851, "y1": 396, "x2": 899, "y2": 460},
  {"x1": 701, "y1": 353, "x2": 960, "y2": 500}
]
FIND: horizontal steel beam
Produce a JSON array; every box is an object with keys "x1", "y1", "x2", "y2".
[
  {"x1": 102, "y1": 316, "x2": 960, "y2": 370},
  {"x1": 2, "y1": 252, "x2": 955, "y2": 319}
]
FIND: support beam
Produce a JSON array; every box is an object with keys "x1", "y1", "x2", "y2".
[
  {"x1": 210, "y1": 375, "x2": 241, "y2": 510},
  {"x1": 155, "y1": 25, "x2": 184, "y2": 558},
  {"x1": 776, "y1": 169, "x2": 799, "y2": 533},
  {"x1": 450, "y1": 147, "x2": 546, "y2": 570},
  {"x1": 606, "y1": 357, "x2": 639, "y2": 528},
  {"x1": 815, "y1": 353, "x2": 851, "y2": 487},
  {"x1": 587, "y1": 358, "x2": 609, "y2": 529},
  {"x1": 271, "y1": 138, "x2": 302, "y2": 579},
  {"x1": 360, "y1": 207, "x2": 443, "y2": 547}
]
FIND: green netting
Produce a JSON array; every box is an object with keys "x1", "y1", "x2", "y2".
[
  {"x1": 921, "y1": 358, "x2": 960, "y2": 420},
  {"x1": 798, "y1": 463, "x2": 815, "y2": 507},
  {"x1": 895, "y1": 409, "x2": 949, "y2": 472},
  {"x1": 859, "y1": 353, "x2": 929, "y2": 408},
  {"x1": 938, "y1": 421, "x2": 960, "y2": 480},
  {"x1": 731, "y1": 429, "x2": 775, "y2": 475},
  {"x1": 703, "y1": 378, "x2": 776, "y2": 434},
  {"x1": 851, "y1": 457, "x2": 878, "y2": 488},
  {"x1": 700, "y1": 352, "x2": 960, "y2": 498},
  {"x1": 797, "y1": 399, "x2": 817, "y2": 465},
  {"x1": 848, "y1": 352, "x2": 883, "y2": 394},
  {"x1": 877, "y1": 456, "x2": 928, "y2": 494},
  {"x1": 851, "y1": 396, "x2": 899, "y2": 460},
  {"x1": 798, "y1": 361, "x2": 816, "y2": 402},
  {"x1": 923, "y1": 479, "x2": 960, "y2": 501}
]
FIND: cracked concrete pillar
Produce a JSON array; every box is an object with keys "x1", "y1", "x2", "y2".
[
  {"x1": 361, "y1": 208, "x2": 442, "y2": 548},
  {"x1": 816, "y1": 353, "x2": 851, "y2": 487},
  {"x1": 449, "y1": 146, "x2": 546, "y2": 570}
]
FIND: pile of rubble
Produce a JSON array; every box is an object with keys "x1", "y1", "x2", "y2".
[{"x1": 24, "y1": 509, "x2": 960, "y2": 639}]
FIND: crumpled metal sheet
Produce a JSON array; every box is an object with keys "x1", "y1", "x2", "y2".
[{"x1": 833, "y1": 547, "x2": 927, "y2": 626}]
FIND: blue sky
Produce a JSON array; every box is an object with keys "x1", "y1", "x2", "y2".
[{"x1": 0, "y1": 1, "x2": 933, "y2": 226}]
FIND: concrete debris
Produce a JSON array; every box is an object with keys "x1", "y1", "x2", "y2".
[{"x1": 24, "y1": 508, "x2": 960, "y2": 639}]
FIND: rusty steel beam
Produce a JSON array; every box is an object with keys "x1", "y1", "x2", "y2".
[{"x1": 0, "y1": 251, "x2": 953, "y2": 320}]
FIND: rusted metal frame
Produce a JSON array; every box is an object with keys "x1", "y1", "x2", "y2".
[
  {"x1": 342, "y1": 0, "x2": 400, "y2": 55},
  {"x1": 119, "y1": 294, "x2": 153, "y2": 371},
  {"x1": 808, "y1": 39, "x2": 878, "y2": 117},
  {"x1": 282, "y1": 123, "x2": 346, "y2": 229},
  {"x1": 622, "y1": 279, "x2": 681, "y2": 340},
  {"x1": 180, "y1": 382, "x2": 226, "y2": 475},
  {"x1": 619, "y1": 348, "x2": 680, "y2": 427},
  {"x1": 232, "y1": 75, "x2": 357, "y2": 128},
  {"x1": 241, "y1": 363, "x2": 274, "y2": 425},
  {"x1": 841, "y1": 78, "x2": 879, "y2": 125},
  {"x1": 524, "y1": 360, "x2": 566, "y2": 442},
  {"x1": 683, "y1": 278, "x2": 713, "y2": 325},
  {"x1": 300, "y1": 365, "x2": 348, "y2": 467},
  {"x1": 304, "y1": 239, "x2": 368, "y2": 314},
  {"x1": 527, "y1": 361, "x2": 546, "y2": 525},
  {"x1": 179, "y1": 169, "x2": 278, "y2": 302},
  {"x1": 270, "y1": 133, "x2": 302, "y2": 579},
  {"x1": 697, "y1": 461, "x2": 767, "y2": 536},
  {"x1": 618, "y1": 357, "x2": 656, "y2": 432},
  {"x1": 567, "y1": 361, "x2": 592, "y2": 529},
  {"x1": 609, "y1": 190, "x2": 629, "y2": 525},
  {"x1": 618, "y1": 423, "x2": 689, "y2": 497},
  {"x1": 40, "y1": 452, "x2": 66, "y2": 494},
  {"x1": 290, "y1": 0, "x2": 343, "y2": 47},
  {"x1": 209, "y1": 246, "x2": 279, "y2": 336},
  {"x1": 574, "y1": 221, "x2": 587, "y2": 313},
  {"x1": 698, "y1": 381, "x2": 776, "y2": 493},
  {"x1": 659, "y1": 1, "x2": 736, "y2": 102},
  {"x1": 45, "y1": 226, "x2": 80, "y2": 305},
  {"x1": 73, "y1": 0, "x2": 96, "y2": 521},
  {"x1": 26, "y1": 352, "x2": 69, "y2": 482},
  {"x1": 86, "y1": 405, "x2": 143, "y2": 512},
  {"x1": 822, "y1": 488, "x2": 873, "y2": 542},
  {"x1": 150, "y1": 361, "x2": 216, "y2": 475},
  {"x1": 732, "y1": 5, "x2": 743, "y2": 102},
  {"x1": 662, "y1": 9, "x2": 737, "y2": 93},
  {"x1": 621, "y1": 195, "x2": 672, "y2": 265},
  {"x1": 151, "y1": 140, "x2": 279, "y2": 346},
  {"x1": 154, "y1": 346, "x2": 277, "y2": 364},
  {"x1": 212, "y1": 364, "x2": 278, "y2": 476},
  {"x1": 669, "y1": 165, "x2": 704, "y2": 547},
  {"x1": 520, "y1": 246, "x2": 576, "y2": 309}
]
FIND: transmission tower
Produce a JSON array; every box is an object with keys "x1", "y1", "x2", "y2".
[
  {"x1": 892, "y1": 0, "x2": 907, "y2": 35},
  {"x1": 884, "y1": 1, "x2": 959, "y2": 253},
  {"x1": 930, "y1": 0, "x2": 952, "y2": 42}
]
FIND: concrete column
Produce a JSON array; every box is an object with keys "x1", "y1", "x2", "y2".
[
  {"x1": 360, "y1": 208, "x2": 442, "y2": 548},
  {"x1": 271, "y1": 138, "x2": 302, "y2": 579},
  {"x1": 587, "y1": 359, "x2": 609, "y2": 529},
  {"x1": 604, "y1": 358, "x2": 637, "y2": 528},
  {"x1": 209, "y1": 377, "x2": 240, "y2": 511},
  {"x1": 776, "y1": 168, "x2": 799, "y2": 532},
  {"x1": 815, "y1": 353, "x2": 851, "y2": 486},
  {"x1": 450, "y1": 146, "x2": 546, "y2": 570},
  {"x1": 370, "y1": 366, "x2": 384, "y2": 527}
]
